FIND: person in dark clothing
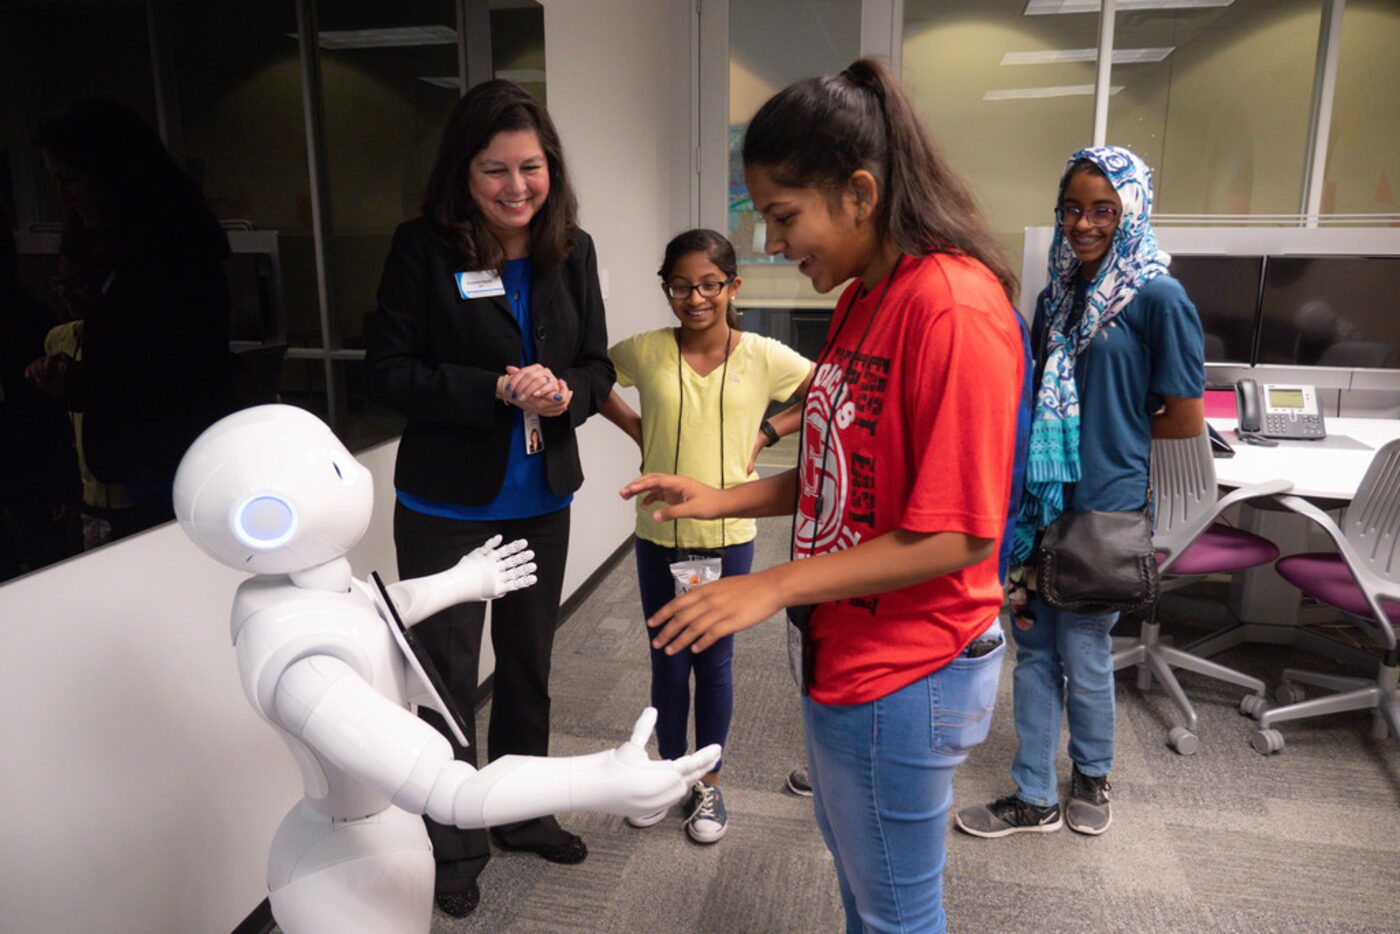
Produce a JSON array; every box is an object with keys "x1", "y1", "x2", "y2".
[
  {"x1": 25, "y1": 99, "x2": 234, "y2": 537},
  {"x1": 365, "y1": 80, "x2": 613, "y2": 920},
  {"x1": 0, "y1": 225, "x2": 81, "y2": 579}
]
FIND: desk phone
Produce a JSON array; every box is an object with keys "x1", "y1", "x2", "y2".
[{"x1": 1236, "y1": 378, "x2": 1326, "y2": 441}]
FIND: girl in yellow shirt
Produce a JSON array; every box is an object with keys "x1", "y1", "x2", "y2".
[{"x1": 603, "y1": 229, "x2": 813, "y2": 844}]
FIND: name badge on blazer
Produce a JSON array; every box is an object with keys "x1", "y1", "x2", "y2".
[{"x1": 455, "y1": 270, "x2": 505, "y2": 299}]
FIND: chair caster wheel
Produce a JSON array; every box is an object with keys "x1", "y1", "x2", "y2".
[
  {"x1": 1239, "y1": 694, "x2": 1268, "y2": 719},
  {"x1": 1168, "y1": 726, "x2": 1199, "y2": 755},
  {"x1": 1275, "y1": 682, "x2": 1306, "y2": 705},
  {"x1": 1251, "y1": 728, "x2": 1284, "y2": 754}
]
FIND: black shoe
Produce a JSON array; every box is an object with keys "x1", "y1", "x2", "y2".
[
  {"x1": 786, "y1": 768, "x2": 814, "y2": 797},
  {"x1": 434, "y1": 881, "x2": 480, "y2": 918},
  {"x1": 1066, "y1": 768, "x2": 1112, "y2": 835},
  {"x1": 955, "y1": 793, "x2": 1063, "y2": 838},
  {"x1": 489, "y1": 820, "x2": 588, "y2": 865}
]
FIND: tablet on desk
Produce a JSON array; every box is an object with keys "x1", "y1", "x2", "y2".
[{"x1": 1207, "y1": 423, "x2": 1235, "y2": 457}]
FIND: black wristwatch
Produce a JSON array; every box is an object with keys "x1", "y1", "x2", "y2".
[{"x1": 759, "y1": 419, "x2": 780, "y2": 447}]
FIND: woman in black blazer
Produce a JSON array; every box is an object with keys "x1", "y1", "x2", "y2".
[{"x1": 366, "y1": 80, "x2": 613, "y2": 919}]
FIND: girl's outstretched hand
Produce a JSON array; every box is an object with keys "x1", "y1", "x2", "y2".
[
  {"x1": 647, "y1": 572, "x2": 783, "y2": 655},
  {"x1": 619, "y1": 473, "x2": 722, "y2": 523}
]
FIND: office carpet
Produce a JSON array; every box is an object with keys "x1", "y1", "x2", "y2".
[{"x1": 422, "y1": 515, "x2": 1398, "y2": 933}]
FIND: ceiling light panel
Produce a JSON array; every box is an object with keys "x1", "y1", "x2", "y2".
[
  {"x1": 983, "y1": 84, "x2": 1124, "y2": 100},
  {"x1": 1024, "y1": 0, "x2": 1233, "y2": 14},
  {"x1": 1000, "y1": 47, "x2": 1174, "y2": 65},
  {"x1": 295, "y1": 25, "x2": 458, "y2": 50}
]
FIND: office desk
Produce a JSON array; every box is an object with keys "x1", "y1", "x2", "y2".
[
  {"x1": 1191, "y1": 416, "x2": 1400, "y2": 671},
  {"x1": 1209, "y1": 416, "x2": 1400, "y2": 500}
]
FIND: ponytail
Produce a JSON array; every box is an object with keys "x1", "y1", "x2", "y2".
[{"x1": 743, "y1": 59, "x2": 1017, "y2": 303}]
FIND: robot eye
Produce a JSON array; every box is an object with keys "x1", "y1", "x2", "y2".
[{"x1": 236, "y1": 495, "x2": 298, "y2": 547}]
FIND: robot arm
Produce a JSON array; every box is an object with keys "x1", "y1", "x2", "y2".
[
  {"x1": 275, "y1": 658, "x2": 720, "y2": 827},
  {"x1": 384, "y1": 535, "x2": 537, "y2": 627},
  {"x1": 274, "y1": 653, "x2": 458, "y2": 810},
  {"x1": 423, "y1": 708, "x2": 722, "y2": 828}
]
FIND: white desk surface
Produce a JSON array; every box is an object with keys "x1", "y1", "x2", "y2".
[{"x1": 1208, "y1": 416, "x2": 1400, "y2": 500}]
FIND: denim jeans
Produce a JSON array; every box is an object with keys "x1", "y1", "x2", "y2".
[
  {"x1": 1009, "y1": 595, "x2": 1118, "y2": 807},
  {"x1": 634, "y1": 537, "x2": 755, "y2": 770},
  {"x1": 803, "y1": 621, "x2": 1004, "y2": 933}
]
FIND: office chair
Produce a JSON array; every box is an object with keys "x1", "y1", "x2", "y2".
[
  {"x1": 1252, "y1": 438, "x2": 1400, "y2": 754},
  {"x1": 1112, "y1": 430, "x2": 1292, "y2": 754}
]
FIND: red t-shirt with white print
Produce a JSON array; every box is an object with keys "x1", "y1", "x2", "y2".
[{"x1": 795, "y1": 252, "x2": 1024, "y2": 706}]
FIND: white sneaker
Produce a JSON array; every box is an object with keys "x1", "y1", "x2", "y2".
[
  {"x1": 626, "y1": 806, "x2": 668, "y2": 828},
  {"x1": 683, "y1": 780, "x2": 728, "y2": 844}
]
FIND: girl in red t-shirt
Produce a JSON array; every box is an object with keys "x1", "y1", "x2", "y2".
[{"x1": 622, "y1": 59, "x2": 1025, "y2": 933}]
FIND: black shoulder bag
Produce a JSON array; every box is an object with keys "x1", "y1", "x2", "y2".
[{"x1": 1036, "y1": 486, "x2": 1158, "y2": 614}]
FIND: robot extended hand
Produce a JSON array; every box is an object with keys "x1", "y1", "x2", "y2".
[
  {"x1": 431, "y1": 708, "x2": 722, "y2": 828},
  {"x1": 384, "y1": 534, "x2": 537, "y2": 626},
  {"x1": 461, "y1": 534, "x2": 538, "y2": 600}
]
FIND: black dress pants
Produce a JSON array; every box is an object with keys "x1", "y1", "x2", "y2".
[{"x1": 393, "y1": 502, "x2": 570, "y2": 893}]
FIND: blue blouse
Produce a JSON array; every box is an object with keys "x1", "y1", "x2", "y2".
[{"x1": 398, "y1": 256, "x2": 573, "y2": 521}]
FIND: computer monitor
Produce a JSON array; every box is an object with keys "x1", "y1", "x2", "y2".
[
  {"x1": 1256, "y1": 256, "x2": 1400, "y2": 370},
  {"x1": 1166, "y1": 255, "x2": 1262, "y2": 365}
]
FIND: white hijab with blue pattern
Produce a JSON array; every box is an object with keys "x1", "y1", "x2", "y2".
[{"x1": 1011, "y1": 146, "x2": 1170, "y2": 566}]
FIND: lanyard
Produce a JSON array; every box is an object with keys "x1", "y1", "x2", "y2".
[{"x1": 790, "y1": 256, "x2": 903, "y2": 562}]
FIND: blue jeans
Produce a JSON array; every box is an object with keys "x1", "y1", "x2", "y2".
[
  {"x1": 1010, "y1": 596, "x2": 1118, "y2": 807},
  {"x1": 634, "y1": 537, "x2": 754, "y2": 771},
  {"x1": 804, "y1": 622, "x2": 1004, "y2": 933}
]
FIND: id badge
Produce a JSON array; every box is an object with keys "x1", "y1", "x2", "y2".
[
  {"x1": 455, "y1": 270, "x2": 505, "y2": 299},
  {"x1": 522, "y1": 410, "x2": 544, "y2": 455}
]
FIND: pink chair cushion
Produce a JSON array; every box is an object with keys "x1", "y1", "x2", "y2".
[
  {"x1": 1275, "y1": 552, "x2": 1400, "y2": 624},
  {"x1": 1203, "y1": 389, "x2": 1237, "y2": 419},
  {"x1": 1158, "y1": 523, "x2": 1280, "y2": 576}
]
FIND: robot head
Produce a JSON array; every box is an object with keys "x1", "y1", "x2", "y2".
[{"x1": 173, "y1": 404, "x2": 374, "y2": 575}]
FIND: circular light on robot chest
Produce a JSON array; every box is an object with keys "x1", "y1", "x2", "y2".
[{"x1": 234, "y1": 494, "x2": 298, "y2": 549}]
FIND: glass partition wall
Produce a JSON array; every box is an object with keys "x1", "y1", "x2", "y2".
[
  {"x1": 4, "y1": 0, "x2": 544, "y2": 448},
  {"x1": 709, "y1": 0, "x2": 1397, "y2": 321},
  {"x1": 0, "y1": 0, "x2": 544, "y2": 579}
]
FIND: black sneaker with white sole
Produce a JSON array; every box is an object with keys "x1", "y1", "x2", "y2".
[
  {"x1": 955, "y1": 794, "x2": 1063, "y2": 838},
  {"x1": 1065, "y1": 768, "x2": 1111, "y2": 835},
  {"x1": 786, "y1": 768, "x2": 813, "y2": 797}
]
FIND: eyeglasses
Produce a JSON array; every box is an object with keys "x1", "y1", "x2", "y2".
[
  {"x1": 663, "y1": 278, "x2": 732, "y2": 301},
  {"x1": 1056, "y1": 205, "x2": 1120, "y2": 228}
]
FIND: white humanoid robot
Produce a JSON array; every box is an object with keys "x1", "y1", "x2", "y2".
[{"x1": 173, "y1": 405, "x2": 720, "y2": 934}]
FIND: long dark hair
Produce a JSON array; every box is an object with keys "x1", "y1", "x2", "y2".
[
  {"x1": 658, "y1": 228, "x2": 740, "y2": 328},
  {"x1": 33, "y1": 99, "x2": 228, "y2": 265},
  {"x1": 423, "y1": 80, "x2": 578, "y2": 270},
  {"x1": 742, "y1": 58, "x2": 1017, "y2": 303}
]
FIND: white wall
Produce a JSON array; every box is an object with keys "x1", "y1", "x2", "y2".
[
  {"x1": 540, "y1": 0, "x2": 696, "y2": 594},
  {"x1": 0, "y1": 3, "x2": 696, "y2": 930}
]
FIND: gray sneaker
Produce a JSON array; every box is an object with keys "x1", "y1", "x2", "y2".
[
  {"x1": 955, "y1": 794, "x2": 1063, "y2": 838},
  {"x1": 1065, "y1": 768, "x2": 1111, "y2": 835},
  {"x1": 684, "y1": 780, "x2": 728, "y2": 844},
  {"x1": 786, "y1": 768, "x2": 813, "y2": 797}
]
